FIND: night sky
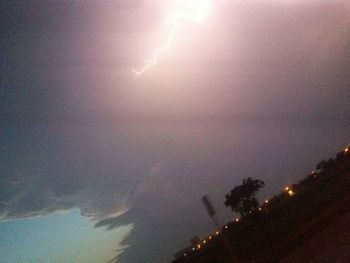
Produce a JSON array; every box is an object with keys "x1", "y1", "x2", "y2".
[{"x1": 1, "y1": 1, "x2": 350, "y2": 262}]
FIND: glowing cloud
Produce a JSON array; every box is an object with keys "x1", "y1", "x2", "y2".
[{"x1": 133, "y1": 0, "x2": 211, "y2": 75}]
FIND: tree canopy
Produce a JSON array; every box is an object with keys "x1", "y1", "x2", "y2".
[{"x1": 224, "y1": 177, "x2": 265, "y2": 217}]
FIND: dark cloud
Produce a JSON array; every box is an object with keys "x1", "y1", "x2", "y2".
[{"x1": 95, "y1": 170, "x2": 215, "y2": 263}]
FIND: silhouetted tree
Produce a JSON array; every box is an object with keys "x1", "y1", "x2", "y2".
[
  {"x1": 224, "y1": 177, "x2": 265, "y2": 217},
  {"x1": 327, "y1": 158, "x2": 336, "y2": 168},
  {"x1": 336, "y1": 152, "x2": 344, "y2": 162},
  {"x1": 316, "y1": 160, "x2": 328, "y2": 170}
]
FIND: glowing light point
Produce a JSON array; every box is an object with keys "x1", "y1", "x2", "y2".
[
  {"x1": 345, "y1": 147, "x2": 349, "y2": 153},
  {"x1": 235, "y1": 218, "x2": 239, "y2": 223},
  {"x1": 285, "y1": 187, "x2": 289, "y2": 191},
  {"x1": 288, "y1": 190, "x2": 295, "y2": 196},
  {"x1": 265, "y1": 199, "x2": 269, "y2": 204}
]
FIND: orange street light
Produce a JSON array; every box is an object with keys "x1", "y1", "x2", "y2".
[
  {"x1": 345, "y1": 147, "x2": 349, "y2": 153},
  {"x1": 288, "y1": 190, "x2": 295, "y2": 196}
]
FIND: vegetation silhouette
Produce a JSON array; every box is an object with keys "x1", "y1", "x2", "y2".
[
  {"x1": 224, "y1": 177, "x2": 265, "y2": 217},
  {"x1": 173, "y1": 146, "x2": 350, "y2": 263}
]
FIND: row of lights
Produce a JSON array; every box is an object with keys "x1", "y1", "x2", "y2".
[
  {"x1": 186, "y1": 232, "x2": 218, "y2": 255},
  {"x1": 187, "y1": 205, "x2": 254, "y2": 255},
  {"x1": 184, "y1": 146, "x2": 349, "y2": 257},
  {"x1": 186, "y1": 185, "x2": 296, "y2": 256},
  {"x1": 187, "y1": 185, "x2": 295, "y2": 256},
  {"x1": 256, "y1": 146, "x2": 349, "y2": 219}
]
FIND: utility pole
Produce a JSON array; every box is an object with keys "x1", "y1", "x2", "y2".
[{"x1": 201, "y1": 195, "x2": 239, "y2": 263}]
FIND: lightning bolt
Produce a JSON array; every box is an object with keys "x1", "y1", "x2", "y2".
[{"x1": 133, "y1": 0, "x2": 211, "y2": 75}]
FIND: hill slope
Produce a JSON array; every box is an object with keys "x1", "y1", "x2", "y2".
[{"x1": 173, "y1": 147, "x2": 350, "y2": 263}]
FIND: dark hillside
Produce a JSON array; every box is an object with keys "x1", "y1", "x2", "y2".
[{"x1": 173, "y1": 147, "x2": 350, "y2": 263}]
